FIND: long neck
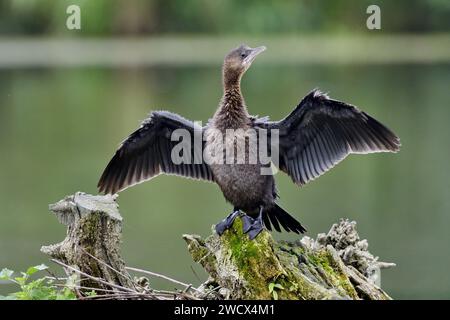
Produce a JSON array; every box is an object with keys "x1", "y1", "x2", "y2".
[{"x1": 213, "y1": 69, "x2": 249, "y2": 129}]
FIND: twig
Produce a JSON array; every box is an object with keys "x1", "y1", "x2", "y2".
[
  {"x1": 202, "y1": 285, "x2": 222, "y2": 299},
  {"x1": 45, "y1": 269, "x2": 65, "y2": 282},
  {"x1": 53, "y1": 284, "x2": 118, "y2": 294},
  {"x1": 79, "y1": 293, "x2": 155, "y2": 300},
  {"x1": 77, "y1": 289, "x2": 199, "y2": 300},
  {"x1": 79, "y1": 248, "x2": 139, "y2": 291},
  {"x1": 126, "y1": 266, "x2": 201, "y2": 294},
  {"x1": 51, "y1": 259, "x2": 135, "y2": 293},
  {"x1": 190, "y1": 265, "x2": 202, "y2": 283},
  {"x1": 50, "y1": 259, "x2": 202, "y2": 300}
]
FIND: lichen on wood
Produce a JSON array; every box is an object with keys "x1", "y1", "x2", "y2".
[
  {"x1": 41, "y1": 192, "x2": 134, "y2": 292},
  {"x1": 41, "y1": 192, "x2": 394, "y2": 300},
  {"x1": 184, "y1": 217, "x2": 394, "y2": 300}
]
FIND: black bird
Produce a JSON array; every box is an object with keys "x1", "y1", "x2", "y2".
[{"x1": 98, "y1": 44, "x2": 400, "y2": 239}]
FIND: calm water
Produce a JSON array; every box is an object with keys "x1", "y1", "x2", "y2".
[{"x1": 0, "y1": 64, "x2": 449, "y2": 298}]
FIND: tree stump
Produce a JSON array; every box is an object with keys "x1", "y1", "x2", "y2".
[
  {"x1": 41, "y1": 192, "x2": 134, "y2": 292},
  {"x1": 41, "y1": 192, "x2": 394, "y2": 300},
  {"x1": 184, "y1": 217, "x2": 394, "y2": 300}
]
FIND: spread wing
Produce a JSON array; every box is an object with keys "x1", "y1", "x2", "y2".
[
  {"x1": 262, "y1": 89, "x2": 400, "y2": 185},
  {"x1": 98, "y1": 111, "x2": 214, "y2": 194}
]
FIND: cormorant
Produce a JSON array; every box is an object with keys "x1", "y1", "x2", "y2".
[{"x1": 98, "y1": 44, "x2": 400, "y2": 239}]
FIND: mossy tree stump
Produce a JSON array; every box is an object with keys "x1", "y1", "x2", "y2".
[
  {"x1": 41, "y1": 192, "x2": 394, "y2": 300},
  {"x1": 184, "y1": 217, "x2": 394, "y2": 300},
  {"x1": 41, "y1": 192, "x2": 134, "y2": 292}
]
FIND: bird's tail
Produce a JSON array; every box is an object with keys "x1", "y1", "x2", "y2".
[{"x1": 263, "y1": 204, "x2": 306, "y2": 234}]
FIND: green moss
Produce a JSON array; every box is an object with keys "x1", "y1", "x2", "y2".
[
  {"x1": 220, "y1": 218, "x2": 285, "y2": 299},
  {"x1": 190, "y1": 244, "x2": 210, "y2": 263},
  {"x1": 270, "y1": 276, "x2": 301, "y2": 300},
  {"x1": 220, "y1": 220, "x2": 344, "y2": 299},
  {"x1": 184, "y1": 216, "x2": 388, "y2": 300},
  {"x1": 225, "y1": 219, "x2": 259, "y2": 270},
  {"x1": 79, "y1": 213, "x2": 102, "y2": 243},
  {"x1": 304, "y1": 249, "x2": 358, "y2": 299}
]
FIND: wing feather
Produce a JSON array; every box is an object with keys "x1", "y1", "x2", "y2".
[
  {"x1": 261, "y1": 89, "x2": 400, "y2": 185},
  {"x1": 98, "y1": 111, "x2": 214, "y2": 194}
]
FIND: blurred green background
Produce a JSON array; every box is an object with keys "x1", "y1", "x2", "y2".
[{"x1": 0, "y1": 0, "x2": 449, "y2": 299}]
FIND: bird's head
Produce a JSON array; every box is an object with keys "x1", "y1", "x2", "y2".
[{"x1": 223, "y1": 44, "x2": 266, "y2": 87}]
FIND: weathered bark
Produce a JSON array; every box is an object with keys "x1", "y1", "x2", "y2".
[
  {"x1": 184, "y1": 217, "x2": 394, "y2": 300},
  {"x1": 41, "y1": 192, "x2": 134, "y2": 292},
  {"x1": 42, "y1": 192, "x2": 394, "y2": 300}
]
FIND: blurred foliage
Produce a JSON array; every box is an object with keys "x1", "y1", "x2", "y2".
[{"x1": 0, "y1": 0, "x2": 449, "y2": 36}]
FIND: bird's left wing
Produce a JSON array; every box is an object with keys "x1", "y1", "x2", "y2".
[
  {"x1": 98, "y1": 111, "x2": 214, "y2": 194},
  {"x1": 259, "y1": 89, "x2": 400, "y2": 186}
]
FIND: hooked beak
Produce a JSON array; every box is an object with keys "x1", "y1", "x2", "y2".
[{"x1": 243, "y1": 46, "x2": 266, "y2": 66}]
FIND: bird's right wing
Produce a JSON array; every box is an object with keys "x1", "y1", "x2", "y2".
[{"x1": 98, "y1": 111, "x2": 214, "y2": 194}]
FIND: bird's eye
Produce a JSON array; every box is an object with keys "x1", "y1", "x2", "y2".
[{"x1": 241, "y1": 53, "x2": 247, "y2": 58}]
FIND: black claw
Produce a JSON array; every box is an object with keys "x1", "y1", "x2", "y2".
[{"x1": 215, "y1": 210, "x2": 240, "y2": 235}]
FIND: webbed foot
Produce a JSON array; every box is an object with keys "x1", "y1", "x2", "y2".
[
  {"x1": 242, "y1": 207, "x2": 264, "y2": 240},
  {"x1": 215, "y1": 210, "x2": 240, "y2": 235}
]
